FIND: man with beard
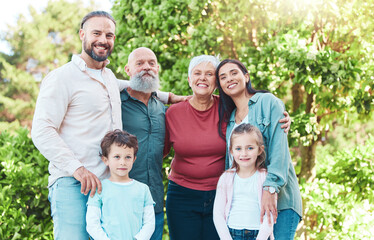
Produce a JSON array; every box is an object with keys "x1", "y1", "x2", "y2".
[
  {"x1": 31, "y1": 11, "x2": 119, "y2": 239},
  {"x1": 31, "y1": 12, "x2": 174, "y2": 239},
  {"x1": 121, "y1": 47, "x2": 168, "y2": 240}
]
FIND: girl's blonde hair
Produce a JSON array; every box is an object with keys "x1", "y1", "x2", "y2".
[{"x1": 229, "y1": 123, "x2": 266, "y2": 171}]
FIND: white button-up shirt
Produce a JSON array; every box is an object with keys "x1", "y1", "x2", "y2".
[{"x1": 31, "y1": 55, "x2": 122, "y2": 187}]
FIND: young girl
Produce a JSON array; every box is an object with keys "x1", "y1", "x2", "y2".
[
  {"x1": 213, "y1": 123, "x2": 274, "y2": 240},
  {"x1": 86, "y1": 129, "x2": 155, "y2": 240}
]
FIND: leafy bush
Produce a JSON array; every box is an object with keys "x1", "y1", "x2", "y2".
[
  {"x1": 299, "y1": 134, "x2": 374, "y2": 239},
  {"x1": 1, "y1": 128, "x2": 372, "y2": 239},
  {"x1": 0, "y1": 128, "x2": 53, "y2": 239}
]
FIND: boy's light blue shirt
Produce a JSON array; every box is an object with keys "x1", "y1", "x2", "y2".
[
  {"x1": 87, "y1": 179, "x2": 155, "y2": 240},
  {"x1": 225, "y1": 92, "x2": 302, "y2": 217}
]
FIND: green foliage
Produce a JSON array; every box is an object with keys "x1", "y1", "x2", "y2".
[
  {"x1": 289, "y1": 112, "x2": 319, "y2": 147},
  {"x1": 0, "y1": 0, "x2": 94, "y2": 131},
  {"x1": 111, "y1": 0, "x2": 374, "y2": 238},
  {"x1": 0, "y1": 57, "x2": 39, "y2": 130},
  {"x1": 110, "y1": 0, "x2": 217, "y2": 95},
  {"x1": 4, "y1": 0, "x2": 91, "y2": 70},
  {"x1": 111, "y1": 0, "x2": 373, "y2": 123},
  {"x1": 0, "y1": 128, "x2": 52, "y2": 239},
  {"x1": 300, "y1": 135, "x2": 374, "y2": 239},
  {"x1": 0, "y1": 0, "x2": 372, "y2": 238},
  {"x1": 162, "y1": 149, "x2": 173, "y2": 238}
]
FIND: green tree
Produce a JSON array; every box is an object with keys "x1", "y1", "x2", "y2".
[
  {"x1": 110, "y1": 0, "x2": 220, "y2": 94},
  {"x1": 301, "y1": 133, "x2": 374, "y2": 239},
  {"x1": 0, "y1": 0, "x2": 94, "y2": 131},
  {"x1": 111, "y1": 0, "x2": 374, "y2": 181},
  {"x1": 111, "y1": 0, "x2": 374, "y2": 238},
  {"x1": 0, "y1": 56, "x2": 38, "y2": 129}
]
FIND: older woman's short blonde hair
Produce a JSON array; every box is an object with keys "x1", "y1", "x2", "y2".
[{"x1": 188, "y1": 55, "x2": 220, "y2": 77}]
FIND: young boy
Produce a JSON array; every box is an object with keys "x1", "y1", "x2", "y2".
[{"x1": 86, "y1": 129, "x2": 155, "y2": 240}]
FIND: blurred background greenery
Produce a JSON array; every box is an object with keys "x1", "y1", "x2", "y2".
[{"x1": 0, "y1": 0, "x2": 373, "y2": 239}]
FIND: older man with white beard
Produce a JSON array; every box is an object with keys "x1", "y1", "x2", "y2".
[{"x1": 120, "y1": 47, "x2": 170, "y2": 240}]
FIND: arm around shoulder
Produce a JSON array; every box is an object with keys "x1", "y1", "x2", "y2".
[
  {"x1": 156, "y1": 90, "x2": 170, "y2": 104},
  {"x1": 117, "y1": 79, "x2": 130, "y2": 91}
]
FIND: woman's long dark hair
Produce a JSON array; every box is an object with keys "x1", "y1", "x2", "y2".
[{"x1": 216, "y1": 59, "x2": 268, "y2": 139}]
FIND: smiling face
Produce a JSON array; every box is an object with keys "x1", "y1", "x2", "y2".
[
  {"x1": 218, "y1": 62, "x2": 249, "y2": 98},
  {"x1": 230, "y1": 132, "x2": 263, "y2": 172},
  {"x1": 102, "y1": 144, "x2": 136, "y2": 183},
  {"x1": 188, "y1": 62, "x2": 217, "y2": 97},
  {"x1": 79, "y1": 16, "x2": 115, "y2": 68}
]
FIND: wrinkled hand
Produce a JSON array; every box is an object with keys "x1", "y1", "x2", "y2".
[
  {"x1": 169, "y1": 93, "x2": 190, "y2": 104},
  {"x1": 73, "y1": 166, "x2": 102, "y2": 197},
  {"x1": 279, "y1": 111, "x2": 291, "y2": 134},
  {"x1": 261, "y1": 191, "x2": 278, "y2": 225}
]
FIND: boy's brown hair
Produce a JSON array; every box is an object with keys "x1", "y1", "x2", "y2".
[{"x1": 100, "y1": 129, "x2": 138, "y2": 158}]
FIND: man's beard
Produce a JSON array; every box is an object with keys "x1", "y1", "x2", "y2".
[
  {"x1": 83, "y1": 39, "x2": 112, "y2": 62},
  {"x1": 129, "y1": 71, "x2": 160, "y2": 93}
]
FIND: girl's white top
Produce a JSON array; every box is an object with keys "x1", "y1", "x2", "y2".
[{"x1": 227, "y1": 171, "x2": 261, "y2": 230}]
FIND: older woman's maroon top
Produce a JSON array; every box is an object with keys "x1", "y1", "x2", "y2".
[{"x1": 164, "y1": 96, "x2": 227, "y2": 191}]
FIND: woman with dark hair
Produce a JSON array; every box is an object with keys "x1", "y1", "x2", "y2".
[
  {"x1": 164, "y1": 56, "x2": 291, "y2": 240},
  {"x1": 216, "y1": 59, "x2": 302, "y2": 240}
]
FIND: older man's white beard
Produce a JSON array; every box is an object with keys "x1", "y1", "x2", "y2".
[{"x1": 129, "y1": 70, "x2": 160, "y2": 93}]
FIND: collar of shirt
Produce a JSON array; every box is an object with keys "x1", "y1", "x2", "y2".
[
  {"x1": 71, "y1": 54, "x2": 110, "y2": 72},
  {"x1": 120, "y1": 89, "x2": 158, "y2": 102}
]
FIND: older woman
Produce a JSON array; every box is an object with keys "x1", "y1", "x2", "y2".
[
  {"x1": 216, "y1": 59, "x2": 302, "y2": 240},
  {"x1": 164, "y1": 55, "x2": 290, "y2": 240},
  {"x1": 164, "y1": 55, "x2": 223, "y2": 240}
]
